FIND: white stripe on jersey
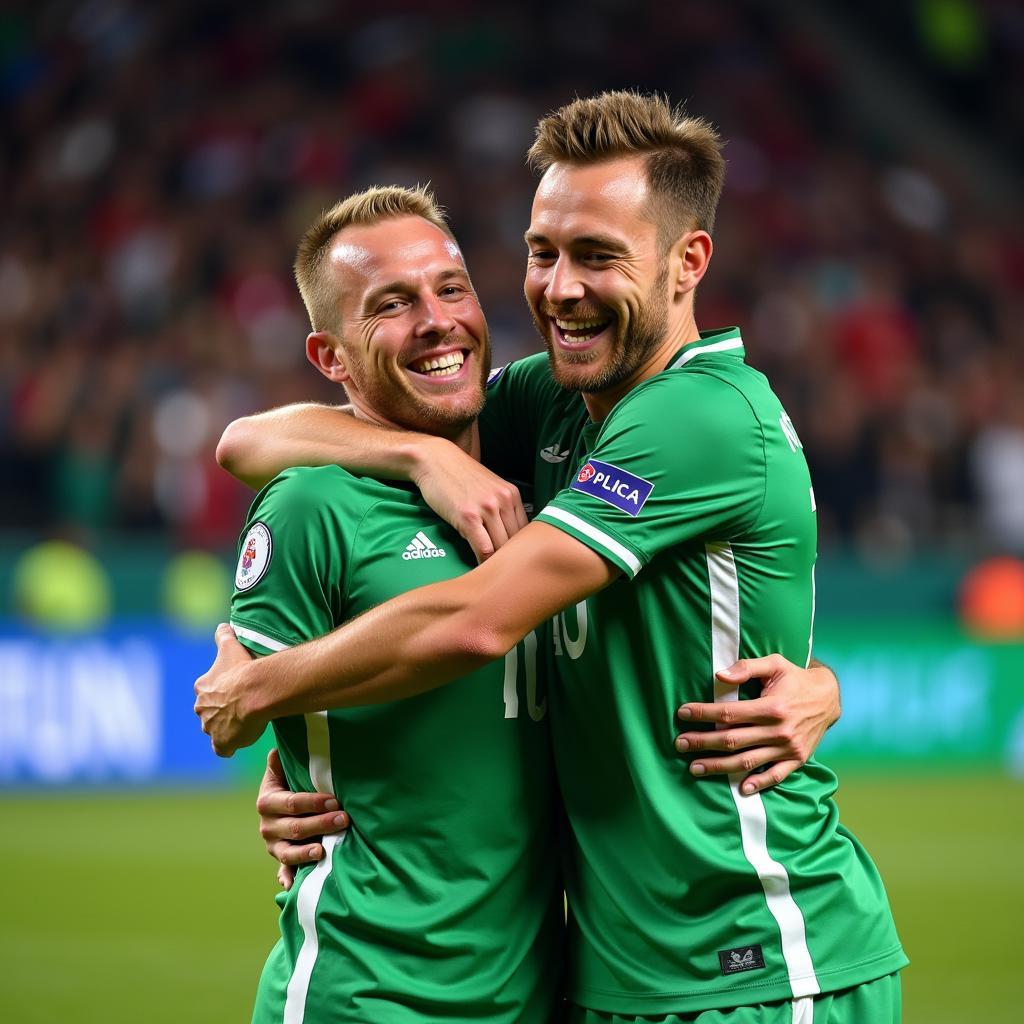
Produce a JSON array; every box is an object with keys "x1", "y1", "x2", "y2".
[
  {"x1": 670, "y1": 336, "x2": 744, "y2": 368},
  {"x1": 284, "y1": 709, "x2": 345, "y2": 1023},
  {"x1": 284, "y1": 832, "x2": 342, "y2": 1024},
  {"x1": 807, "y1": 562, "x2": 817, "y2": 669},
  {"x1": 705, "y1": 541, "x2": 820, "y2": 999},
  {"x1": 538, "y1": 506, "x2": 643, "y2": 577},
  {"x1": 231, "y1": 623, "x2": 288, "y2": 652},
  {"x1": 229, "y1": 624, "x2": 347, "y2": 1023}
]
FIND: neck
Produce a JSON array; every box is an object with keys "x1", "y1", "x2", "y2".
[
  {"x1": 582, "y1": 314, "x2": 701, "y2": 421},
  {"x1": 351, "y1": 402, "x2": 480, "y2": 460}
]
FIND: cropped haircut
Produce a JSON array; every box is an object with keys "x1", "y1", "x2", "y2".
[
  {"x1": 294, "y1": 185, "x2": 453, "y2": 333},
  {"x1": 528, "y1": 91, "x2": 726, "y2": 249}
]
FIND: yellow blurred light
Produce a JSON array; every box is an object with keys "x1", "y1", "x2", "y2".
[{"x1": 12, "y1": 540, "x2": 112, "y2": 631}]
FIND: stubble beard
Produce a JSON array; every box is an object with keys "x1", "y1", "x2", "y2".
[
  {"x1": 345, "y1": 333, "x2": 491, "y2": 438},
  {"x1": 533, "y1": 262, "x2": 669, "y2": 396}
]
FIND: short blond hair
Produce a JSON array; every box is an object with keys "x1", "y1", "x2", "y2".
[
  {"x1": 294, "y1": 185, "x2": 452, "y2": 333},
  {"x1": 528, "y1": 91, "x2": 725, "y2": 246}
]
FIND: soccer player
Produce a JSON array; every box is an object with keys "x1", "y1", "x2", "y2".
[
  {"x1": 199, "y1": 93, "x2": 906, "y2": 1021},
  {"x1": 228, "y1": 186, "x2": 563, "y2": 1023}
]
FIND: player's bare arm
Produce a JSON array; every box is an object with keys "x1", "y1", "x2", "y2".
[
  {"x1": 217, "y1": 403, "x2": 527, "y2": 561},
  {"x1": 675, "y1": 656, "x2": 841, "y2": 796},
  {"x1": 252, "y1": 656, "x2": 842, "y2": 877},
  {"x1": 195, "y1": 522, "x2": 617, "y2": 755}
]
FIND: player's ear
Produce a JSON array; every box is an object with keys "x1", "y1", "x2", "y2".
[
  {"x1": 670, "y1": 230, "x2": 713, "y2": 299},
  {"x1": 306, "y1": 332, "x2": 351, "y2": 383}
]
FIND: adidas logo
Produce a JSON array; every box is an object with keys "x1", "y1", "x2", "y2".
[
  {"x1": 540, "y1": 444, "x2": 569, "y2": 463},
  {"x1": 402, "y1": 531, "x2": 447, "y2": 560}
]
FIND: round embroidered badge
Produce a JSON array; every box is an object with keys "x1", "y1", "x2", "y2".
[{"x1": 235, "y1": 522, "x2": 273, "y2": 591}]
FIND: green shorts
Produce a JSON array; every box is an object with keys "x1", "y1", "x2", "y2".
[{"x1": 568, "y1": 972, "x2": 902, "y2": 1024}]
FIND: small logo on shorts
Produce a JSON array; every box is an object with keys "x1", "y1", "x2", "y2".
[{"x1": 718, "y1": 944, "x2": 765, "y2": 976}]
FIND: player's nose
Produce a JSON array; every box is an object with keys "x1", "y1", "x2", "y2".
[
  {"x1": 415, "y1": 293, "x2": 456, "y2": 337},
  {"x1": 544, "y1": 256, "x2": 585, "y2": 304}
]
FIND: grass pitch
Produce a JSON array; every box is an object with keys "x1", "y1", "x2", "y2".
[{"x1": 0, "y1": 777, "x2": 1018, "y2": 1022}]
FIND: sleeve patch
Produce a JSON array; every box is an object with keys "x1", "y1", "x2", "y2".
[
  {"x1": 570, "y1": 459, "x2": 654, "y2": 517},
  {"x1": 235, "y1": 521, "x2": 273, "y2": 590}
]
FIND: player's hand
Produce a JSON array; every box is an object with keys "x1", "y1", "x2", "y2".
[
  {"x1": 675, "y1": 656, "x2": 840, "y2": 796},
  {"x1": 257, "y1": 749, "x2": 350, "y2": 890},
  {"x1": 411, "y1": 437, "x2": 528, "y2": 562},
  {"x1": 194, "y1": 624, "x2": 269, "y2": 757}
]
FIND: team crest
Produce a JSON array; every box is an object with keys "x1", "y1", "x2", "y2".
[
  {"x1": 235, "y1": 522, "x2": 272, "y2": 591},
  {"x1": 577, "y1": 463, "x2": 597, "y2": 483}
]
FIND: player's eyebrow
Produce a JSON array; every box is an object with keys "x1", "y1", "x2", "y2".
[
  {"x1": 524, "y1": 231, "x2": 629, "y2": 254},
  {"x1": 362, "y1": 269, "x2": 468, "y2": 312}
]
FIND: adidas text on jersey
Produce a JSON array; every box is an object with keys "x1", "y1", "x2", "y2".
[{"x1": 403, "y1": 530, "x2": 447, "y2": 560}]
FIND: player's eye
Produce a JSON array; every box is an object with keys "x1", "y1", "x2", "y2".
[
  {"x1": 528, "y1": 250, "x2": 556, "y2": 264},
  {"x1": 439, "y1": 285, "x2": 465, "y2": 299},
  {"x1": 377, "y1": 299, "x2": 406, "y2": 314},
  {"x1": 584, "y1": 252, "x2": 614, "y2": 264}
]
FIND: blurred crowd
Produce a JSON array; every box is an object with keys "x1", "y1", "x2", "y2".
[{"x1": 1, "y1": 0, "x2": 1022, "y2": 558}]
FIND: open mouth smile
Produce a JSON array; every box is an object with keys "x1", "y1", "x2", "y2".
[
  {"x1": 552, "y1": 316, "x2": 614, "y2": 347},
  {"x1": 408, "y1": 350, "x2": 468, "y2": 378}
]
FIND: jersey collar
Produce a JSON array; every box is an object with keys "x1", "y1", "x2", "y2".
[{"x1": 666, "y1": 327, "x2": 745, "y2": 370}]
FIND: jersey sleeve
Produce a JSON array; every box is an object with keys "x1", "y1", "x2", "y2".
[
  {"x1": 534, "y1": 372, "x2": 766, "y2": 578},
  {"x1": 478, "y1": 353, "x2": 555, "y2": 483},
  {"x1": 230, "y1": 468, "x2": 355, "y2": 656}
]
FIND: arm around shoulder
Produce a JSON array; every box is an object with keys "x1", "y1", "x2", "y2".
[
  {"x1": 216, "y1": 402, "x2": 432, "y2": 491},
  {"x1": 198, "y1": 521, "x2": 618, "y2": 755}
]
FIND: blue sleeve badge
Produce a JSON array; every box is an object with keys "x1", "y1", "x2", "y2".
[{"x1": 570, "y1": 459, "x2": 654, "y2": 517}]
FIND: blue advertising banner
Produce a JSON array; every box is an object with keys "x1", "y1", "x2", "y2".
[
  {"x1": 2, "y1": 618, "x2": 1022, "y2": 786},
  {"x1": 0, "y1": 621, "x2": 231, "y2": 786}
]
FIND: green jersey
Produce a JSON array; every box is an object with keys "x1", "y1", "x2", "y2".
[
  {"x1": 479, "y1": 328, "x2": 906, "y2": 1015},
  {"x1": 230, "y1": 466, "x2": 562, "y2": 1024}
]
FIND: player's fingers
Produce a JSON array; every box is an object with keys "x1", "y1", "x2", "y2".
[
  {"x1": 715, "y1": 654, "x2": 787, "y2": 685},
  {"x1": 265, "y1": 747, "x2": 286, "y2": 781},
  {"x1": 492, "y1": 482, "x2": 525, "y2": 541},
  {"x1": 677, "y1": 700, "x2": 776, "y2": 727},
  {"x1": 675, "y1": 726, "x2": 775, "y2": 754},
  {"x1": 499, "y1": 499, "x2": 524, "y2": 542},
  {"x1": 481, "y1": 508, "x2": 511, "y2": 555},
  {"x1": 261, "y1": 810, "x2": 348, "y2": 843},
  {"x1": 268, "y1": 839, "x2": 324, "y2": 867},
  {"x1": 737, "y1": 760, "x2": 800, "y2": 796},
  {"x1": 688, "y1": 746, "x2": 777, "y2": 778},
  {"x1": 513, "y1": 495, "x2": 529, "y2": 532},
  {"x1": 461, "y1": 519, "x2": 495, "y2": 563},
  {"x1": 277, "y1": 863, "x2": 296, "y2": 890},
  {"x1": 256, "y1": 788, "x2": 340, "y2": 817}
]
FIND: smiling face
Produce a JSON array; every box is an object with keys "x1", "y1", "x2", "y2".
[
  {"x1": 313, "y1": 215, "x2": 490, "y2": 440},
  {"x1": 525, "y1": 156, "x2": 703, "y2": 416}
]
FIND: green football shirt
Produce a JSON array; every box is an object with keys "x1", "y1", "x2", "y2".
[
  {"x1": 480, "y1": 328, "x2": 907, "y2": 1015},
  {"x1": 230, "y1": 466, "x2": 562, "y2": 1024}
]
